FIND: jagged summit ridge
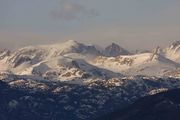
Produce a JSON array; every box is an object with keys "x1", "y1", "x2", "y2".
[
  {"x1": 163, "y1": 40, "x2": 180, "y2": 63},
  {"x1": 104, "y1": 43, "x2": 130, "y2": 57},
  {"x1": 169, "y1": 40, "x2": 180, "y2": 49}
]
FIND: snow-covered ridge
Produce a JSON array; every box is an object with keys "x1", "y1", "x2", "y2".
[
  {"x1": 93, "y1": 52, "x2": 179, "y2": 76},
  {"x1": 0, "y1": 40, "x2": 179, "y2": 82},
  {"x1": 6, "y1": 40, "x2": 131, "y2": 68},
  {"x1": 0, "y1": 40, "x2": 122, "y2": 82},
  {"x1": 7, "y1": 40, "x2": 101, "y2": 67}
]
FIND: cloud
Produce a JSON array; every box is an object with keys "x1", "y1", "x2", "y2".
[{"x1": 50, "y1": 0, "x2": 98, "y2": 20}]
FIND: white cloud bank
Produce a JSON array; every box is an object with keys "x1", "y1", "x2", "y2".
[{"x1": 50, "y1": 0, "x2": 98, "y2": 20}]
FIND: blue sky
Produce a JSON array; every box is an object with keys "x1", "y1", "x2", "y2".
[{"x1": 0, "y1": 0, "x2": 180, "y2": 50}]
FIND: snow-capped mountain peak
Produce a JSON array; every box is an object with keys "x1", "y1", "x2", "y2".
[
  {"x1": 104, "y1": 43, "x2": 130, "y2": 57},
  {"x1": 6, "y1": 40, "x2": 102, "y2": 68},
  {"x1": 64, "y1": 39, "x2": 79, "y2": 45}
]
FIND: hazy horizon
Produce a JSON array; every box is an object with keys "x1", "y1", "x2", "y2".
[{"x1": 0, "y1": 0, "x2": 180, "y2": 50}]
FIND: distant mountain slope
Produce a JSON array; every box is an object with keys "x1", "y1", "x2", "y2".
[
  {"x1": 1, "y1": 76, "x2": 180, "y2": 120},
  {"x1": 96, "y1": 89, "x2": 180, "y2": 120}
]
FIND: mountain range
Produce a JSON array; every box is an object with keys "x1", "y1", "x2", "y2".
[
  {"x1": 0, "y1": 40, "x2": 179, "y2": 82},
  {"x1": 0, "y1": 40, "x2": 180, "y2": 120}
]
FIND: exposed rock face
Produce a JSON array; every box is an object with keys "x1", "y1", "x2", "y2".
[
  {"x1": 170, "y1": 40, "x2": 180, "y2": 50},
  {"x1": 104, "y1": 43, "x2": 130, "y2": 57},
  {"x1": 0, "y1": 49, "x2": 11, "y2": 60},
  {"x1": 163, "y1": 40, "x2": 180, "y2": 63}
]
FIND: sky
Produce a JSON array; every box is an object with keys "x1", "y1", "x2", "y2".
[{"x1": 0, "y1": 0, "x2": 180, "y2": 50}]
